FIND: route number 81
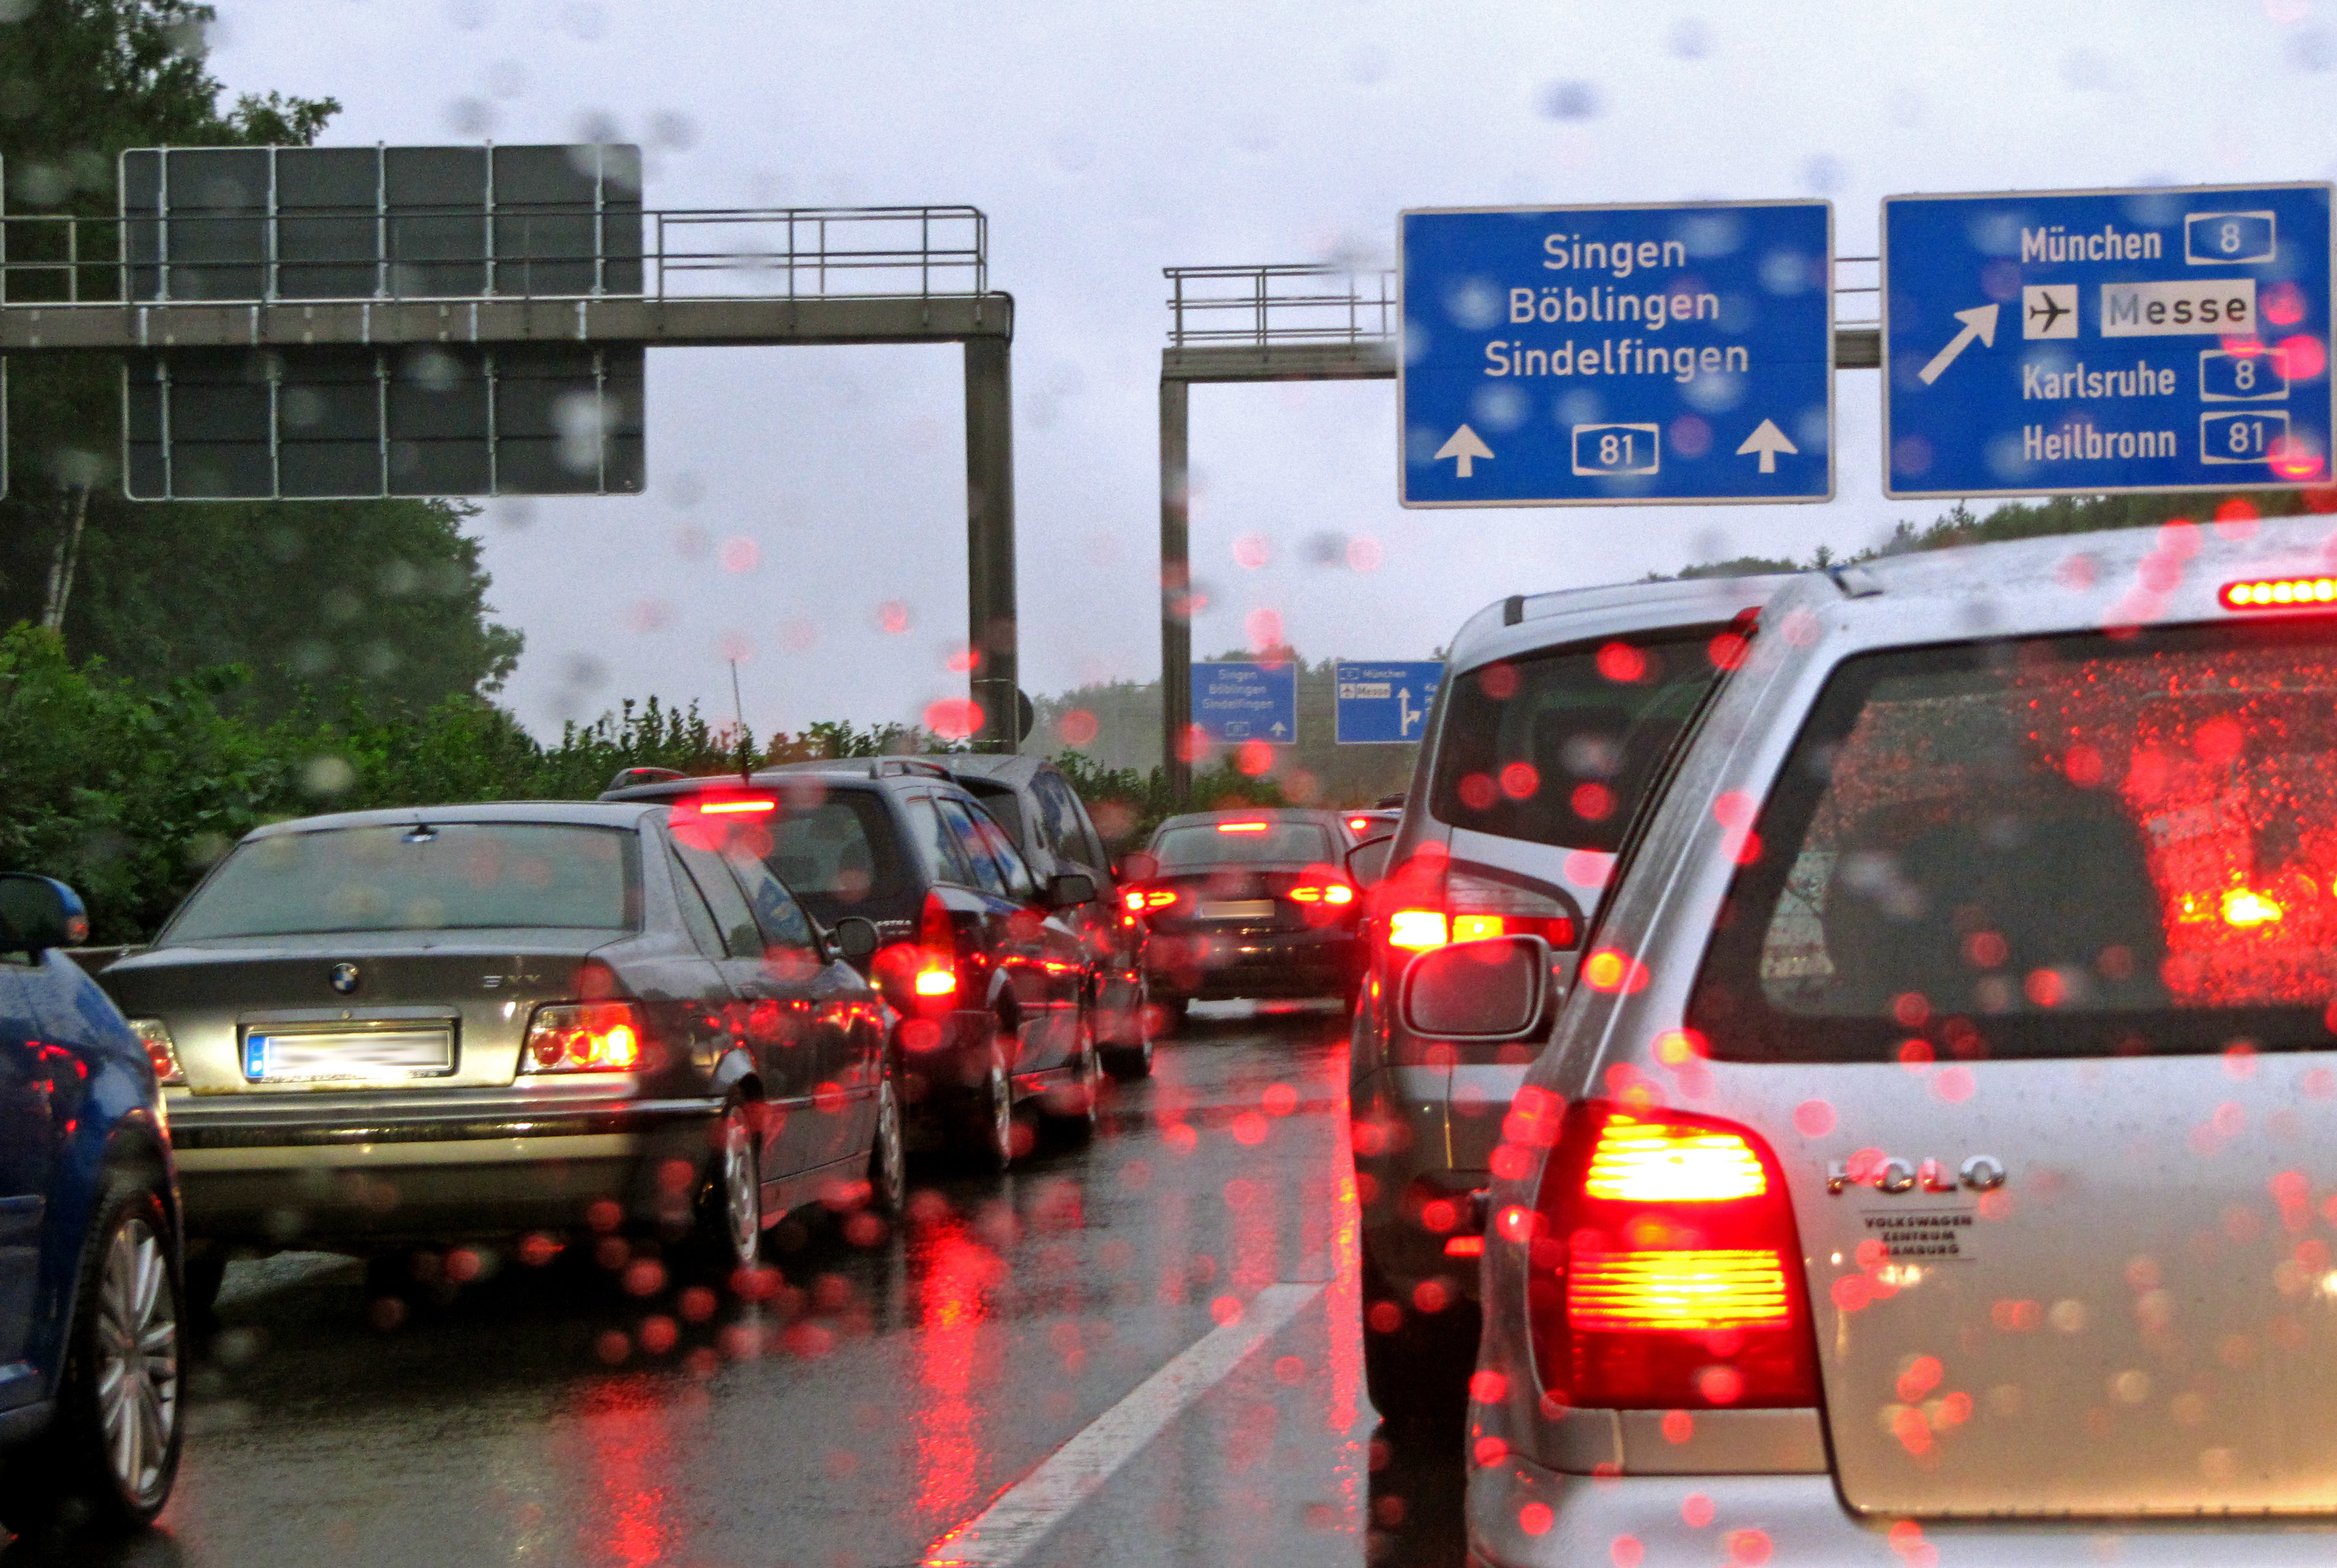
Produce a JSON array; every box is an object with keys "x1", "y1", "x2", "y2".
[{"x1": 1570, "y1": 422, "x2": 1661, "y2": 477}]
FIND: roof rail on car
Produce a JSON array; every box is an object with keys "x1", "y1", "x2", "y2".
[{"x1": 871, "y1": 758, "x2": 953, "y2": 780}]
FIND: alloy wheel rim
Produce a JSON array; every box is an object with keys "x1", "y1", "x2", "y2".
[
  {"x1": 875, "y1": 1076, "x2": 906, "y2": 1212},
  {"x1": 96, "y1": 1216, "x2": 178, "y2": 1505},
  {"x1": 722, "y1": 1111, "x2": 759, "y2": 1261}
]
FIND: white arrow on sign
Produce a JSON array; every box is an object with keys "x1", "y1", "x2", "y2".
[
  {"x1": 1434, "y1": 425, "x2": 1495, "y2": 478},
  {"x1": 1269, "y1": 721, "x2": 1288, "y2": 737},
  {"x1": 1916, "y1": 303, "x2": 2000, "y2": 386},
  {"x1": 1735, "y1": 419, "x2": 1798, "y2": 474}
]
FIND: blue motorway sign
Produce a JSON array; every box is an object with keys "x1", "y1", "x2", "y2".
[
  {"x1": 1192, "y1": 662, "x2": 1297, "y2": 745},
  {"x1": 1334, "y1": 661, "x2": 1443, "y2": 745},
  {"x1": 1883, "y1": 183, "x2": 2333, "y2": 498},
  {"x1": 1399, "y1": 201, "x2": 1834, "y2": 507}
]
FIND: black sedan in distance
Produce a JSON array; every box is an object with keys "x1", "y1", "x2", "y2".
[
  {"x1": 1123, "y1": 808, "x2": 1363, "y2": 1026},
  {"x1": 94, "y1": 802, "x2": 899, "y2": 1317}
]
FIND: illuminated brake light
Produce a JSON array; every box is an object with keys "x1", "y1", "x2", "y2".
[
  {"x1": 1582, "y1": 1115, "x2": 1769, "y2": 1202},
  {"x1": 1566, "y1": 1249, "x2": 1791, "y2": 1331},
  {"x1": 1452, "y1": 913, "x2": 1504, "y2": 942},
  {"x1": 1288, "y1": 883, "x2": 1357, "y2": 905},
  {"x1": 2221, "y1": 576, "x2": 2337, "y2": 611},
  {"x1": 915, "y1": 969, "x2": 958, "y2": 997},
  {"x1": 1123, "y1": 889, "x2": 1145, "y2": 913},
  {"x1": 1217, "y1": 820, "x2": 1270, "y2": 832},
  {"x1": 1388, "y1": 910, "x2": 1449, "y2": 950},
  {"x1": 1529, "y1": 1101, "x2": 1817, "y2": 1410},
  {"x1": 523, "y1": 1001, "x2": 647, "y2": 1073},
  {"x1": 2222, "y1": 887, "x2": 2284, "y2": 927},
  {"x1": 1444, "y1": 1235, "x2": 1485, "y2": 1258},
  {"x1": 1347, "y1": 816, "x2": 1373, "y2": 832},
  {"x1": 700, "y1": 798, "x2": 778, "y2": 814}
]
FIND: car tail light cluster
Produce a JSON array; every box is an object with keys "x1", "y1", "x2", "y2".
[
  {"x1": 2222, "y1": 576, "x2": 2337, "y2": 611},
  {"x1": 1385, "y1": 868, "x2": 1577, "y2": 954},
  {"x1": 522, "y1": 1001, "x2": 648, "y2": 1073},
  {"x1": 1525, "y1": 1100, "x2": 1817, "y2": 1409},
  {"x1": 1122, "y1": 886, "x2": 1179, "y2": 913},
  {"x1": 130, "y1": 1018, "x2": 184, "y2": 1086},
  {"x1": 1287, "y1": 882, "x2": 1356, "y2": 905}
]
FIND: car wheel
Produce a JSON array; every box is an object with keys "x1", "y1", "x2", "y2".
[
  {"x1": 690, "y1": 1100, "x2": 763, "y2": 1271},
  {"x1": 1043, "y1": 1018, "x2": 1103, "y2": 1145},
  {"x1": 867, "y1": 1066, "x2": 907, "y2": 1217},
  {"x1": 1100, "y1": 978, "x2": 1155, "y2": 1081},
  {"x1": 1358, "y1": 1242, "x2": 1478, "y2": 1441},
  {"x1": 958, "y1": 1033, "x2": 1018, "y2": 1172},
  {"x1": 0, "y1": 1178, "x2": 183, "y2": 1538}
]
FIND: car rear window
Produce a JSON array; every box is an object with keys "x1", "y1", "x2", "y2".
[
  {"x1": 671, "y1": 789, "x2": 907, "y2": 921},
  {"x1": 1153, "y1": 822, "x2": 1331, "y2": 867},
  {"x1": 1691, "y1": 619, "x2": 2337, "y2": 1062},
  {"x1": 1428, "y1": 631, "x2": 1723, "y2": 853},
  {"x1": 164, "y1": 823, "x2": 638, "y2": 939}
]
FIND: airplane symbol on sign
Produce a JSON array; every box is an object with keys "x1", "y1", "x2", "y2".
[
  {"x1": 2028, "y1": 292, "x2": 2069, "y2": 335},
  {"x1": 2021, "y1": 284, "x2": 2077, "y2": 341}
]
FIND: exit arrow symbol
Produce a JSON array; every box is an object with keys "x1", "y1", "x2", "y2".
[
  {"x1": 1434, "y1": 425, "x2": 1494, "y2": 478},
  {"x1": 1916, "y1": 303, "x2": 2000, "y2": 386},
  {"x1": 1735, "y1": 419, "x2": 1798, "y2": 474}
]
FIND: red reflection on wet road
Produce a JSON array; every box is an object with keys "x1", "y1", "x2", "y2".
[
  {"x1": 915, "y1": 1213, "x2": 1006, "y2": 1549},
  {"x1": 573, "y1": 1374, "x2": 676, "y2": 1568}
]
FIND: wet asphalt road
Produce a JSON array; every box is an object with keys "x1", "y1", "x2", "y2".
[{"x1": 15, "y1": 1006, "x2": 1469, "y2": 1568}]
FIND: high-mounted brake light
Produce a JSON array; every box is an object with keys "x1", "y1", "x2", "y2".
[
  {"x1": 1217, "y1": 820, "x2": 1270, "y2": 832},
  {"x1": 1346, "y1": 816, "x2": 1374, "y2": 832},
  {"x1": 2221, "y1": 576, "x2": 2337, "y2": 611},
  {"x1": 1527, "y1": 1101, "x2": 1817, "y2": 1410},
  {"x1": 699, "y1": 797, "x2": 778, "y2": 814}
]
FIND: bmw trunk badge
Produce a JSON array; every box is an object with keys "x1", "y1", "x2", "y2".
[{"x1": 330, "y1": 962, "x2": 361, "y2": 995}]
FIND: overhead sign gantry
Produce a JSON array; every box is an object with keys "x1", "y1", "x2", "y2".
[
  {"x1": 1399, "y1": 200, "x2": 1835, "y2": 505},
  {"x1": 1884, "y1": 182, "x2": 2333, "y2": 498}
]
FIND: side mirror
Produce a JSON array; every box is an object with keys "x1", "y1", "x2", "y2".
[
  {"x1": 1345, "y1": 834, "x2": 1395, "y2": 889},
  {"x1": 830, "y1": 916, "x2": 881, "y2": 963},
  {"x1": 1117, "y1": 851, "x2": 1159, "y2": 883},
  {"x1": 0, "y1": 875, "x2": 89, "y2": 954},
  {"x1": 1400, "y1": 935, "x2": 1549, "y2": 1041},
  {"x1": 1047, "y1": 871, "x2": 1096, "y2": 910}
]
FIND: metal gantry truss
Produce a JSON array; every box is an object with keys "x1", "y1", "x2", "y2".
[
  {"x1": 1, "y1": 196, "x2": 1026, "y2": 748},
  {"x1": 1155, "y1": 257, "x2": 1885, "y2": 800}
]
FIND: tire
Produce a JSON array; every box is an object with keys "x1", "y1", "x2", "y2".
[
  {"x1": 0, "y1": 1179, "x2": 183, "y2": 1539},
  {"x1": 1100, "y1": 979, "x2": 1155, "y2": 1081},
  {"x1": 957, "y1": 1033, "x2": 1019, "y2": 1173},
  {"x1": 1359, "y1": 1243, "x2": 1479, "y2": 1441},
  {"x1": 1042, "y1": 1018, "x2": 1102, "y2": 1146},
  {"x1": 867, "y1": 1066, "x2": 907, "y2": 1218},
  {"x1": 688, "y1": 1099, "x2": 763, "y2": 1272}
]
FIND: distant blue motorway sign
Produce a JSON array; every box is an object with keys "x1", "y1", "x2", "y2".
[
  {"x1": 1334, "y1": 661, "x2": 1442, "y2": 745},
  {"x1": 1883, "y1": 183, "x2": 2333, "y2": 498},
  {"x1": 1400, "y1": 201, "x2": 1834, "y2": 507},
  {"x1": 1192, "y1": 663, "x2": 1297, "y2": 745}
]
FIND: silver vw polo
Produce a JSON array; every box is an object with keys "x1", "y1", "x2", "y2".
[
  {"x1": 1461, "y1": 517, "x2": 2337, "y2": 1564},
  {"x1": 97, "y1": 801, "x2": 897, "y2": 1313}
]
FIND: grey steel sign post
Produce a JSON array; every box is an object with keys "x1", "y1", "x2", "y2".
[{"x1": 0, "y1": 145, "x2": 1025, "y2": 749}]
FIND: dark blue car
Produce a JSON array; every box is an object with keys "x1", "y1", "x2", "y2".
[{"x1": 0, "y1": 874, "x2": 183, "y2": 1538}]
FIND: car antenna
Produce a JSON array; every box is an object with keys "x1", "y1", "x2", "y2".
[{"x1": 729, "y1": 657, "x2": 753, "y2": 788}]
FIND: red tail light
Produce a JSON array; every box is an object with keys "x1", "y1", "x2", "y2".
[
  {"x1": 1527, "y1": 1100, "x2": 1817, "y2": 1409},
  {"x1": 1287, "y1": 882, "x2": 1355, "y2": 904},
  {"x1": 1381, "y1": 867, "x2": 1577, "y2": 957},
  {"x1": 522, "y1": 1000, "x2": 648, "y2": 1073}
]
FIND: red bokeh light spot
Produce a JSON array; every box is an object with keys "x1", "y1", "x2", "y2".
[
  {"x1": 2264, "y1": 282, "x2": 2308, "y2": 328},
  {"x1": 1477, "y1": 662, "x2": 1519, "y2": 700},
  {"x1": 1245, "y1": 607, "x2": 1285, "y2": 652},
  {"x1": 1610, "y1": 1535, "x2": 1645, "y2": 1568},
  {"x1": 1793, "y1": 1099, "x2": 1836, "y2": 1137},
  {"x1": 1596, "y1": 641, "x2": 1648, "y2": 683},
  {"x1": 1519, "y1": 1503, "x2": 1554, "y2": 1536},
  {"x1": 1459, "y1": 772, "x2": 1497, "y2": 811},
  {"x1": 924, "y1": 698, "x2": 983, "y2": 740},
  {"x1": 1235, "y1": 739, "x2": 1273, "y2": 776},
  {"x1": 1210, "y1": 1295, "x2": 1244, "y2": 1326},
  {"x1": 1571, "y1": 781, "x2": 1613, "y2": 820},
  {"x1": 2281, "y1": 334, "x2": 2329, "y2": 382},
  {"x1": 1058, "y1": 708, "x2": 1099, "y2": 747},
  {"x1": 1707, "y1": 631, "x2": 1749, "y2": 670},
  {"x1": 1727, "y1": 1527, "x2": 1773, "y2": 1566},
  {"x1": 1501, "y1": 761, "x2": 1541, "y2": 799}
]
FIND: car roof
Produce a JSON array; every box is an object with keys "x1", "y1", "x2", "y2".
[
  {"x1": 601, "y1": 761, "x2": 961, "y2": 803},
  {"x1": 910, "y1": 752, "x2": 1052, "y2": 788},
  {"x1": 242, "y1": 800, "x2": 665, "y2": 841},
  {"x1": 1445, "y1": 572, "x2": 1799, "y2": 676},
  {"x1": 1765, "y1": 515, "x2": 2336, "y2": 661}
]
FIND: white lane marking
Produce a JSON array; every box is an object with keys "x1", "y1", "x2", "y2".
[{"x1": 922, "y1": 1282, "x2": 1324, "y2": 1567}]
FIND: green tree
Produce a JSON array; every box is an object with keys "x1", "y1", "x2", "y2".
[{"x1": 0, "y1": 0, "x2": 520, "y2": 710}]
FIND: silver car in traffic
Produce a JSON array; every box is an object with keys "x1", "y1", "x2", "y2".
[{"x1": 1462, "y1": 517, "x2": 2337, "y2": 1565}]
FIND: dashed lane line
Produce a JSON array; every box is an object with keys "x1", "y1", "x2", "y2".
[{"x1": 921, "y1": 1282, "x2": 1326, "y2": 1567}]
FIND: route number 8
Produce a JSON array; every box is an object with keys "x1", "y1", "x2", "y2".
[
  {"x1": 2222, "y1": 221, "x2": 2244, "y2": 255},
  {"x1": 2235, "y1": 357, "x2": 2256, "y2": 391}
]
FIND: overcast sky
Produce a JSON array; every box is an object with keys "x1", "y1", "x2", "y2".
[{"x1": 205, "y1": 0, "x2": 2337, "y2": 748}]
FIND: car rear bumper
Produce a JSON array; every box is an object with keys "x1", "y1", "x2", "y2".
[
  {"x1": 166, "y1": 1088, "x2": 724, "y2": 1244},
  {"x1": 1467, "y1": 1458, "x2": 2337, "y2": 1567},
  {"x1": 1147, "y1": 928, "x2": 1357, "y2": 1000}
]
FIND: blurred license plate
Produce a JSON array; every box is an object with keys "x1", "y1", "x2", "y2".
[
  {"x1": 244, "y1": 1029, "x2": 454, "y2": 1082},
  {"x1": 1197, "y1": 900, "x2": 1276, "y2": 922}
]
